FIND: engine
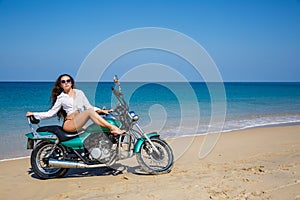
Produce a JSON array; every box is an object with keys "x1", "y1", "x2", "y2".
[{"x1": 84, "y1": 132, "x2": 116, "y2": 164}]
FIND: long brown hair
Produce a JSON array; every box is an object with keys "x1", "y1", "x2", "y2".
[{"x1": 50, "y1": 74, "x2": 76, "y2": 121}]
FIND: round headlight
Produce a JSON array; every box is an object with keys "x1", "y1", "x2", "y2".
[
  {"x1": 129, "y1": 111, "x2": 136, "y2": 117},
  {"x1": 129, "y1": 111, "x2": 139, "y2": 121},
  {"x1": 132, "y1": 115, "x2": 139, "y2": 121}
]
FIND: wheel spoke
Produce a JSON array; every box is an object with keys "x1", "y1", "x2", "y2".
[
  {"x1": 31, "y1": 142, "x2": 68, "y2": 178},
  {"x1": 137, "y1": 138, "x2": 173, "y2": 174}
]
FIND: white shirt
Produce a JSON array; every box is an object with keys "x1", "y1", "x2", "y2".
[{"x1": 34, "y1": 89, "x2": 100, "y2": 120}]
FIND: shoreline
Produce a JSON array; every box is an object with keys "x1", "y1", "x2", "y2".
[
  {"x1": 0, "y1": 156, "x2": 30, "y2": 163},
  {"x1": 1, "y1": 125, "x2": 299, "y2": 199},
  {"x1": 1, "y1": 121, "x2": 300, "y2": 162}
]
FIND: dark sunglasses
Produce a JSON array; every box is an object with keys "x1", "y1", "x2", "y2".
[{"x1": 61, "y1": 79, "x2": 71, "y2": 84}]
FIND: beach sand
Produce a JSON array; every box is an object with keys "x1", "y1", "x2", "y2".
[{"x1": 0, "y1": 125, "x2": 299, "y2": 200}]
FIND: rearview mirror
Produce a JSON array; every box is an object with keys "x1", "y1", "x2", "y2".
[{"x1": 114, "y1": 75, "x2": 119, "y2": 84}]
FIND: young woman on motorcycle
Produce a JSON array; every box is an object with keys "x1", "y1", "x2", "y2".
[{"x1": 26, "y1": 74, "x2": 125, "y2": 135}]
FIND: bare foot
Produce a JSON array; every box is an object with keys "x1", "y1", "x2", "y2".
[{"x1": 111, "y1": 128, "x2": 126, "y2": 136}]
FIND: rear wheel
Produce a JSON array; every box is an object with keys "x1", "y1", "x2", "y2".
[
  {"x1": 31, "y1": 141, "x2": 68, "y2": 179},
  {"x1": 136, "y1": 138, "x2": 173, "y2": 174}
]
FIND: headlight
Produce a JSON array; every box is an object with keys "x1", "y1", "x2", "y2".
[{"x1": 129, "y1": 111, "x2": 139, "y2": 121}]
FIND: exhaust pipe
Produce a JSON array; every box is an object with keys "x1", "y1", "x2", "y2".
[{"x1": 48, "y1": 158, "x2": 107, "y2": 169}]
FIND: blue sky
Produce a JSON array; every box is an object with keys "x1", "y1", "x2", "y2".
[{"x1": 0, "y1": 0, "x2": 299, "y2": 81}]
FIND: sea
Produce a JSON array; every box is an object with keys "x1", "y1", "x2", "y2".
[{"x1": 1, "y1": 82, "x2": 300, "y2": 160}]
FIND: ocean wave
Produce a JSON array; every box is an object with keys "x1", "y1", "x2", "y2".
[{"x1": 160, "y1": 114, "x2": 300, "y2": 138}]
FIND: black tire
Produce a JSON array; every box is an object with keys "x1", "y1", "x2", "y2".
[
  {"x1": 136, "y1": 137, "x2": 173, "y2": 174},
  {"x1": 30, "y1": 141, "x2": 68, "y2": 179}
]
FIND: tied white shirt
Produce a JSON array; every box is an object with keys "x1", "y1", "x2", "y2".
[{"x1": 34, "y1": 89, "x2": 100, "y2": 120}]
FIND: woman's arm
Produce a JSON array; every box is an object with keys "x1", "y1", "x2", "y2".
[
  {"x1": 78, "y1": 89, "x2": 112, "y2": 114},
  {"x1": 27, "y1": 97, "x2": 62, "y2": 120},
  {"x1": 80, "y1": 90, "x2": 102, "y2": 112}
]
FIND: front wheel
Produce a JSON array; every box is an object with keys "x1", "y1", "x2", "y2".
[
  {"x1": 30, "y1": 141, "x2": 69, "y2": 179},
  {"x1": 136, "y1": 137, "x2": 173, "y2": 174}
]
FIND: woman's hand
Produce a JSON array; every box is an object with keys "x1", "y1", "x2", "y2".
[{"x1": 26, "y1": 112, "x2": 34, "y2": 117}]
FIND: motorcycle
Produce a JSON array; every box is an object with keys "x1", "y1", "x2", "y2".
[{"x1": 25, "y1": 75, "x2": 174, "y2": 179}]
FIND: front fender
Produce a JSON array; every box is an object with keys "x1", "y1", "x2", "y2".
[{"x1": 133, "y1": 132, "x2": 160, "y2": 153}]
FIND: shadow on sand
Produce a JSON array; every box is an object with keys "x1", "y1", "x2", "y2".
[{"x1": 27, "y1": 163, "x2": 153, "y2": 180}]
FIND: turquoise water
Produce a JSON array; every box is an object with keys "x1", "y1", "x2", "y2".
[{"x1": 0, "y1": 82, "x2": 300, "y2": 160}]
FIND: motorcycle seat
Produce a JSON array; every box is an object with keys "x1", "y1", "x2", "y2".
[{"x1": 36, "y1": 125, "x2": 80, "y2": 142}]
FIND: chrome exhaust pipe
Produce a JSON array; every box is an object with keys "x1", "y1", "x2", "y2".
[{"x1": 48, "y1": 158, "x2": 107, "y2": 169}]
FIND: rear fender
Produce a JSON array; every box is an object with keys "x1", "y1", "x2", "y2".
[
  {"x1": 133, "y1": 132, "x2": 160, "y2": 153},
  {"x1": 26, "y1": 131, "x2": 92, "y2": 150},
  {"x1": 25, "y1": 131, "x2": 57, "y2": 149},
  {"x1": 26, "y1": 131, "x2": 57, "y2": 141}
]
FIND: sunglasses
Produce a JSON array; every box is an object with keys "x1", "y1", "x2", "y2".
[{"x1": 61, "y1": 79, "x2": 71, "y2": 84}]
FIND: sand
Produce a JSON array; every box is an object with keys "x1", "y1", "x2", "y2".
[{"x1": 0, "y1": 125, "x2": 299, "y2": 200}]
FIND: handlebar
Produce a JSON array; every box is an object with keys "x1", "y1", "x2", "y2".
[
  {"x1": 112, "y1": 76, "x2": 129, "y2": 113},
  {"x1": 27, "y1": 115, "x2": 40, "y2": 124}
]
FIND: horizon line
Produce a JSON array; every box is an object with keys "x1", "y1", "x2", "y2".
[{"x1": 0, "y1": 80, "x2": 300, "y2": 83}]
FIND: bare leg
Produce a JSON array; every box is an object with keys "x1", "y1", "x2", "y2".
[{"x1": 63, "y1": 109, "x2": 125, "y2": 134}]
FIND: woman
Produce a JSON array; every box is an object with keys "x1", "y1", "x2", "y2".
[{"x1": 26, "y1": 74, "x2": 125, "y2": 135}]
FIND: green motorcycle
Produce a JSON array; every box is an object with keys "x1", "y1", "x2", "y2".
[{"x1": 26, "y1": 76, "x2": 173, "y2": 179}]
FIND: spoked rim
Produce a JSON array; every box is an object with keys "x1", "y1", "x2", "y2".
[
  {"x1": 35, "y1": 144, "x2": 63, "y2": 175},
  {"x1": 139, "y1": 139, "x2": 173, "y2": 171}
]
